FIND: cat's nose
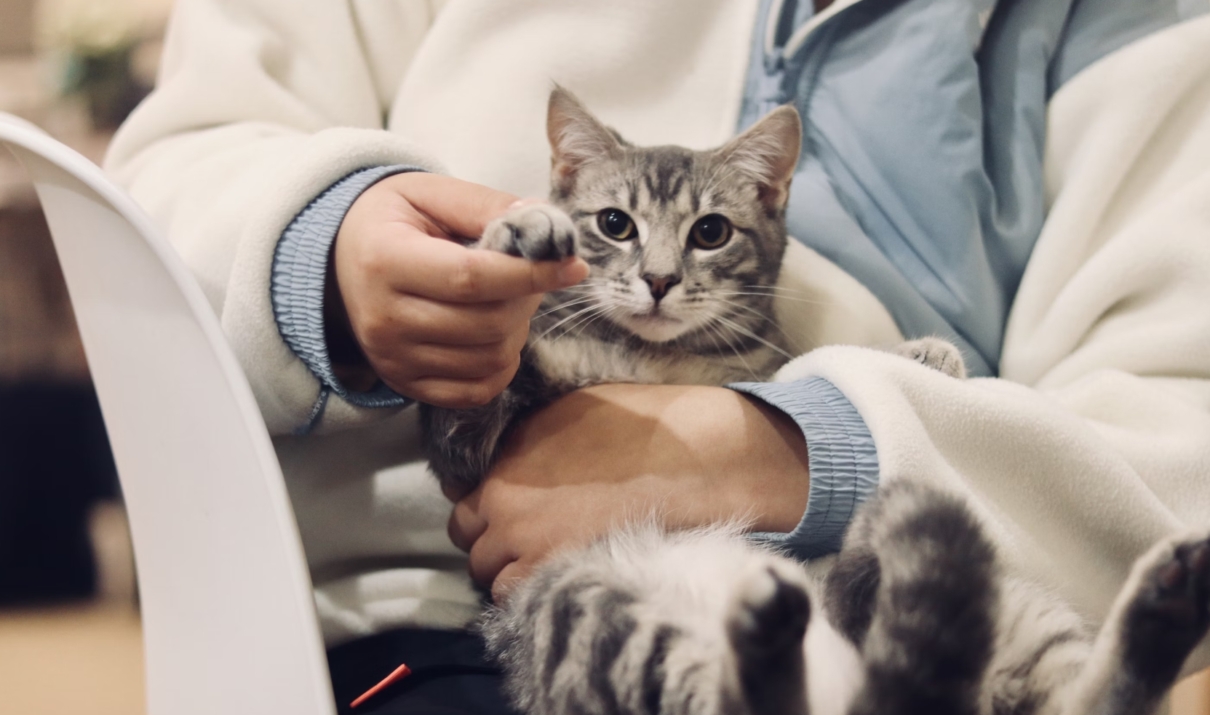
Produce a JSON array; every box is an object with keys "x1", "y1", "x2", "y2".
[{"x1": 643, "y1": 274, "x2": 682, "y2": 302}]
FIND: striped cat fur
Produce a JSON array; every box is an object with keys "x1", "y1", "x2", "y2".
[
  {"x1": 483, "y1": 481, "x2": 1210, "y2": 715},
  {"x1": 423, "y1": 88, "x2": 1208, "y2": 714}
]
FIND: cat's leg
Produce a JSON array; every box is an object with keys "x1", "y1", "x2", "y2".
[
  {"x1": 420, "y1": 205, "x2": 578, "y2": 494},
  {"x1": 979, "y1": 578, "x2": 1093, "y2": 715},
  {"x1": 828, "y1": 489, "x2": 1093, "y2": 715},
  {"x1": 482, "y1": 527, "x2": 819, "y2": 715},
  {"x1": 478, "y1": 202, "x2": 578, "y2": 260},
  {"x1": 1052, "y1": 532, "x2": 1210, "y2": 715},
  {"x1": 891, "y1": 337, "x2": 967, "y2": 378},
  {"x1": 420, "y1": 357, "x2": 557, "y2": 496},
  {"x1": 419, "y1": 393, "x2": 520, "y2": 496},
  {"x1": 823, "y1": 542, "x2": 880, "y2": 647},
  {"x1": 839, "y1": 481, "x2": 998, "y2": 715}
]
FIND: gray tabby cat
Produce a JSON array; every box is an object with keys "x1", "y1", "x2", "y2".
[
  {"x1": 422, "y1": 87, "x2": 800, "y2": 495},
  {"x1": 484, "y1": 480, "x2": 1210, "y2": 715},
  {"x1": 421, "y1": 87, "x2": 956, "y2": 495},
  {"x1": 421, "y1": 89, "x2": 1210, "y2": 715}
]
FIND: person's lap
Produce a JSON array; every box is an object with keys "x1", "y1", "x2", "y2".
[{"x1": 327, "y1": 627, "x2": 517, "y2": 715}]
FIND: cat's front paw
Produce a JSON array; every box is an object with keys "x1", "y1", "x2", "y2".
[
  {"x1": 726, "y1": 559, "x2": 811, "y2": 715},
  {"x1": 728, "y1": 559, "x2": 812, "y2": 656},
  {"x1": 479, "y1": 203, "x2": 577, "y2": 261},
  {"x1": 892, "y1": 338, "x2": 966, "y2": 379}
]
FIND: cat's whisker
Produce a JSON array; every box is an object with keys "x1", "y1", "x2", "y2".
[
  {"x1": 535, "y1": 296, "x2": 598, "y2": 319},
  {"x1": 548, "y1": 294, "x2": 631, "y2": 341},
  {"x1": 561, "y1": 302, "x2": 613, "y2": 336},
  {"x1": 712, "y1": 298, "x2": 780, "y2": 324},
  {"x1": 533, "y1": 304, "x2": 604, "y2": 342},
  {"x1": 552, "y1": 284, "x2": 597, "y2": 293},
  {"x1": 712, "y1": 298, "x2": 807, "y2": 355},
  {"x1": 711, "y1": 295, "x2": 820, "y2": 352},
  {"x1": 703, "y1": 320, "x2": 763, "y2": 381},
  {"x1": 734, "y1": 284, "x2": 828, "y2": 301},
  {"x1": 739, "y1": 283, "x2": 815, "y2": 294},
  {"x1": 568, "y1": 310, "x2": 613, "y2": 340},
  {"x1": 715, "y1": 290, "x2": 835, "y2": 307},
  {"x1": 712, "y1": 315, "x2": 796, "y2": 361},
  {"x1": 695, "y1": 321, "x2": 726, "y2": 358}
]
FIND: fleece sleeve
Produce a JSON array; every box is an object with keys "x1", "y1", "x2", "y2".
[
  {"x1": 271, "y1": 165, "x2": 422, "y2": 434},
  {"x1": 730, "y1": 378, "x2": 880, "y2": 561},
  {"x1": 774, "y1": 16, "x2": 1210, "y2": 671},
  {"x1": 103, "y1": 0, "x2": 443, "y2": 435}
]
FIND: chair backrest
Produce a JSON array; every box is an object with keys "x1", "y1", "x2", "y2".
[{"x1": 0, "y1": 114, "x2": 335, "y2": 715}]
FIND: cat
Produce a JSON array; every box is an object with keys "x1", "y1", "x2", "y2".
[
  {"x1": 420, "y1": 88, "x2": 1210, "y2": 715},
  {"x1": 482, "y1": 479, "x2": 1210, "y2": 715},
  {"x1": 420, "y1": 86, "x2": 960, "y2": 496}
]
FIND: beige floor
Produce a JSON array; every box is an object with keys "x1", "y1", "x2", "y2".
[
  {"x1": 0, "y1": 601, "x2": 1208, "y2": 715},
  {"x1": 0, "y1": 602, "x2": 143, "y2": 715}
]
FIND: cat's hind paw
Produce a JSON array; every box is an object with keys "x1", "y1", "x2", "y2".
[
  {"x1": 479, "y1": 203, "x2": 577, "y2": 261},
  {"x1": 1119, "y1": 532, "x2": 1210, "y2": 691},
  {"x1": 892, "y1": 338, "x2": 966, "y2": 379}
]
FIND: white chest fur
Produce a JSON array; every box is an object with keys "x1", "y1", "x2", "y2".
[{"x1": 530, "y1": 335, "x2": 778, "y2": 389}]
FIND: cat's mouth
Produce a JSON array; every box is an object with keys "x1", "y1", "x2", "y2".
[{"x1": 621, "y1": 309, "x2": 689, "y2": 343}]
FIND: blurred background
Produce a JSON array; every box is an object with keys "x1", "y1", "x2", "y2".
[
  {"x1": 1, "y1": 0, "x2": 168, "y2": 712},
  {"x1": 0, "y1": 1, "x2": 1207, "y2": 714}
]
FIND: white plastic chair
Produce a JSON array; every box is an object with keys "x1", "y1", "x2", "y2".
[{"x1": 0, "y1": 113, "x2": 336, "y2": 715}]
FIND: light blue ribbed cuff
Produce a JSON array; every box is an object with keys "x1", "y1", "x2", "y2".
[
  {"x1": 729, "y1": 377, "x2": 880, "y2": 561},
  {"x1": 271, "y1": 165, "x2": 423, "y2": 434}
]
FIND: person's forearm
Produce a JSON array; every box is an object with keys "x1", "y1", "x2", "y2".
[
  {"x1": 104, "y1": 0, "x2": 439, "y2": 434},
  {"x1": 564, "y1": 384, "x2": 811, "y2": 534},
  {"x1": 448, "y1": 383, "x2": 814, "y2": 598}
]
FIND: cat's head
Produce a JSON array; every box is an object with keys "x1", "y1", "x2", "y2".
[{"x1": 545, "y1": 86, "x2": 801, "y2": 346}]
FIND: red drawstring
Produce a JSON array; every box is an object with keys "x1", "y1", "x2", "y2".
[{"x1": 350, "y1": 663, "x2": 412, "y2": 709}]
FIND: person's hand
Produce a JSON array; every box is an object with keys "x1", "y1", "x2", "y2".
[
  {"x1": 327, "y1": 173, "x2": 589, "y2": 408},
  {"x1": 447, "y1": 384, "x2": 811, "y2": 601}
]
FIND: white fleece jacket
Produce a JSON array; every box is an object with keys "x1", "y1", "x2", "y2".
[{"x1": 105, "y1": 0, "x2": 1210, "y2": 669}]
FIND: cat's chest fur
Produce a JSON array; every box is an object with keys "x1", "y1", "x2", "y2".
[{"x1": 528, "y1": 334, "x2": 782, "y2": 389}]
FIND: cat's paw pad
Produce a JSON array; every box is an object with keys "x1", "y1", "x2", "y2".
[
  {"x1": 727, "y1": 561, "x2": 811, "y2": 655},
  {"x1": 479, "y1": 203, "x2": 577, "y2": 261},
  {"x1": 1119, "y1": 532, "x2": 1210, "y2": 685},
  {"x1": 892, "y1": 338, "x2": 967, "y2": 379},
  {"x1": 1133, "y1": 534, "x2": 1210, "y2": 632}
]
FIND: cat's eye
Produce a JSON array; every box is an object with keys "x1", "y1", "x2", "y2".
[
  {"x1": 689, "y1": 214, "x2": 733, "y2": 250},
  {"x1": 597, "y1": 209, "x2": 637, "y2": 241}
]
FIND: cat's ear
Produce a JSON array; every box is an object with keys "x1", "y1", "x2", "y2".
[
  {"x1": 716, "y1": 105, "x2": 802, "y2": 210},
  {"x1": 547, "y1": 85, "x2": 623, "y2": 187}
]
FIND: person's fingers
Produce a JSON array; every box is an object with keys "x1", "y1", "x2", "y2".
[
  {"x1": 467, "y1": 527, "x2": 519, "y2": 589},
  {"x1": 491, "y1": 560, "x2": 533, "y2": 604},
  {"x1": 403, "y1": 373, "x2": 516, "y2": 409},
  {"x1": 448, "y1": 491, "x2": 489, "y2": 553},
  {"x1": 385, "y1": 237, "x2": 589, "y2": 303},
  {"x1": 388, "y1": 294, "x2": 542, "y2": 346},
  {"x1": 402, "y1": 342, "x2": 522, "y2": 381},
  {"x1": 385, "y1": 173, "x2": 520, "y2": 239}
]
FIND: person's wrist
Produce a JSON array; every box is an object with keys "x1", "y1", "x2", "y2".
[
  {"x1": 733, "y1": 392, "x2": 811, "y2": 533},
  {"x1": 673, "y1": 387, "x2": 810, "y2": 534},
  {"x1": 323, "y1": 252, "x2": 378, "y2": 392}
]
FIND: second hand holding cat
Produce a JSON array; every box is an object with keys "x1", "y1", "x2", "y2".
[
  {"x1": 329, "y1": 173, "x2": 589, "y2": 408},
  {"x1": 448, "y1": 383, "x2": 811, "y2": 601}
]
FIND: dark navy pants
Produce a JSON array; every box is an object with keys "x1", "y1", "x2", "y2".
[{"x1": 327, "y1": 628, "x2": 518, "y2": 715}]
